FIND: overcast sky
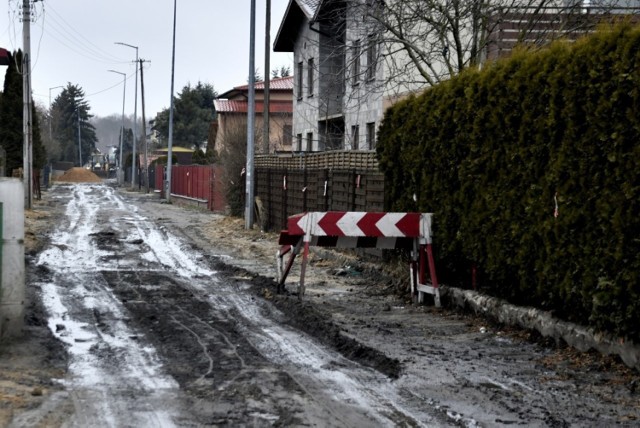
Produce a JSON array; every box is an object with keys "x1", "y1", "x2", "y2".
[{"x1": 0, "y1": 0, "x2": 292, "y2": 120}]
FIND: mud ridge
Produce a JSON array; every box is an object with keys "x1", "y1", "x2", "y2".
[{"x1": 208, "y1": 258, "x2": 402, "y2": 379}]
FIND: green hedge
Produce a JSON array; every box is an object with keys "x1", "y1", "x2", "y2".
[{"x1": 377, "y1": 24, "x2": 640, "y2": 341}]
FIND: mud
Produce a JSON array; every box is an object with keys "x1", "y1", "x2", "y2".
[{"x1": 2, "y1": 181, "x2": 639, "y2": 427}]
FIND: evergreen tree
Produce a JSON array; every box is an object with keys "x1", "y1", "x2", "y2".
[
  {"x1": 32, "y1": 103, "x2": 45, "y2": 169},
  {"x1": 0, "y1": 50, "x2": 46, "y2": 176},
  {"x1": 152, "y1": 82, "x2": 216, "y2": 150},
  {"x1": 50, "y1": 83, "x2": 97, "y2": 165},
  {"x1": 0, "y1": 50, "x2": 22, "y2": 175},
  {"x1": 192, "y1": 147, "x2": 217, "y2": 165}
]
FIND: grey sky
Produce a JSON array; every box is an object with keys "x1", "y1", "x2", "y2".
[{"x1": 0, "y1": 0, "x2": 292, "y2": 119}]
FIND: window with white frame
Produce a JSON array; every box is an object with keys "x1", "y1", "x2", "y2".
[
  {"x1": 366, "y1": 122, "x2": 376, "y2": 149},
  {"x1": 366, "y1": 34, "x2": 377, "y2": 81},
  {"x1": 351, "y1": 125, "x2": 360, "y2": 150},
  {"x1": 307, "y1": 58, "x2": 314, "y2": 97},
  {"x1": 306, "y1": 132, "x2": 313, "y2": 152},
  {"x1": 352, "y1": 39, "x2": 361, "y2": 86},
  {"x1": 297, "y1": 61, "x2": 303, "y2": 100}
]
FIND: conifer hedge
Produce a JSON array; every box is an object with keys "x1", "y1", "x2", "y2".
[{"x1": 377, "y1": 24, "x2": 640, "y2": 341}]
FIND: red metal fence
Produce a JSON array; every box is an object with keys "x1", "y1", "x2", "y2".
[
  {"x1": 155, "y1": 165, "x2": 226, "y2": 212},
  {"x1": 152, "y1": 152, "x2": 383, "y2": 229}
]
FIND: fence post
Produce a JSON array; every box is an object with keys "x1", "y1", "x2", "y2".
[
  {"x1": 303, "y1": 168, "x2": 308, "y2": 212},
  {"x1": 282, "y1": 169, "x2": 288, "y2": 229},
  {"x1": 265, "y1": 168, "x2": 272, "y2": 230},
  {"x1": 324, "y1": 168, "x2": 330, "y2": 211}
]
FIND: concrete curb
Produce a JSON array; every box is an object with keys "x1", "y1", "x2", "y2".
[
  {"x1": 305, "y1": 246, "x2": 640, "y2": 371},
  {"x1": 442, "y1": 286, "x2": 640, "y2": 371}
]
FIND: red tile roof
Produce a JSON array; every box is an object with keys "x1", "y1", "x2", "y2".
[
  {"x1": 214, "y1": 99, "x2": 293, "y2": 114},
  {"x1": 218, "y1": 76, "x2": 294, "y2": 99},
  {"x1": 236, "y1": 75, "x2": 294, "y2": 91},
  {"x1": 0, "y1": 48, "x2": 9, "y2": 66}
]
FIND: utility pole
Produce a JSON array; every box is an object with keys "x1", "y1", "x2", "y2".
[
  {"x1": 108, "y1": 70, "x2": 126, "y2": 185},
  {"x1": 139, "y1": 58, "x2": 149, "y2": 193},
  {"x1": 245, "y1": 0, "x2": 256, "y2": 229},
  {"x1": 22, "y1": 0, "x2": 33, "y2": 209},
  {"x1": 115, "y1": 42, "x2": 139, "y2": 188},
  {"x1": 167, "y1": 0, "x2": 177, "y2": 203},
  {"x1": 263, "y1": 0, "x2": 271, "y2": 154},
  {"x1": 76, "y1": 108, "x2": 82, "y2": 167}
]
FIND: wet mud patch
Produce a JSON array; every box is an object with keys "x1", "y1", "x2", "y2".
[
  {"x1": 99, "y1": 270, "x2": 325, "y2": 425},
  {"x1": 208, "y1": 258, "x2": 402, "y2": 379},
  {"x1": 89, "y1": 229, "x2": 120, "y2": 250},
  {"x1": 0, "y1": 261, "x2": 69, "y2": 427}
]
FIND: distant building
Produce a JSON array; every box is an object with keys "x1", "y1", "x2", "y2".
[
  {"x1": 152, "y1": 146, "x2": 194, "y2": 165},
  {"x1": 213, "y1": 76, "x2": 294, "y2": 154}
]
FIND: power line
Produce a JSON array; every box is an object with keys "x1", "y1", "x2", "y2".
[{"x1": 43, "y1": 0, "x2": 126, "y2": 63}]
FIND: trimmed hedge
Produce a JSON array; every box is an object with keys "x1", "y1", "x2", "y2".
[{"x1": 377, "y1": 24, "x2": 640, "y2": 341}]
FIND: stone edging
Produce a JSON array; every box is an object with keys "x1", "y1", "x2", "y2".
[{"x1": 442, "y1": 286, "x2": 640, "y2": 371}]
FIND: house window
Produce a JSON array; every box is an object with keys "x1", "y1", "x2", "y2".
[
  {"x1": 307, "y1": 58, "x2": 314, "y2": 97},
  {"x1": 297, "y1": 61, "x2": 303, "y2": 100},
  {"x1": 351, "y1": 39, "x2": 361, "y2": 86},
  {"x1": 296, "y1": 133, "x2": 303, "y2": 151},
  {"x1": 283, "y1": 124, "x2": 292, "y2": 148},
  {"x1": 306, "y1": 132, "x2": 313, "y2": 152},
  {"x1": 366, "y1": 34, "x2": 377, "y2": 81},
  {"x1": 366, "y1": 122, "x2": 376, "y2": 149},
  {"x1": 351, "y1": 125, "x2": 359, "y2": 150}
]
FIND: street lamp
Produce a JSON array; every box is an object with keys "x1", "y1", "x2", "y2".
[
  {"x1": 108, "y1": 70, "x2": 127, "y2": 185},
  {"x1": 75, "y1": 107, "x2": 82, "y2": 167},
  {"x1": 115, "y1": 41, "x2": 139, "y2": 188},
  {"x1": 48, "y1": 85, "x2": 63, "y2": 139},
  {"x1": 245, "y1": 0, "x2": 257, "y2": 229},
  {"x1": 167, "y1": 0, "x2": 177, "y2": 203}
]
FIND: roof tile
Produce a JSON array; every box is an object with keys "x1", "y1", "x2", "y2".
[{"x1": 214, "y1": 99, "x2": 293, "y2": 114}]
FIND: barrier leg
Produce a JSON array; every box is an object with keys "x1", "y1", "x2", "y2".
[
  {"x1": 277, "y1": 239, "x2": 302, "y2": 294},
  {"x1": 276, "y1": 245, "x2": 291, "y2": 285},
  {"x1": 409, "y1": 250, "x2": 419, "y2": 302},
  {"x1": 298, "y1": 241, "x2": 310, "y2": 301},
  {"x1": 426, "y1": 244, "x2": 440, "y2": 307},
  {"x1": 415, "y1": 244, "x2": 441, "y2": 307}
]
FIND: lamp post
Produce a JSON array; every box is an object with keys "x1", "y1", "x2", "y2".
[
  {"x1": 48, "y1": 85, "x2": 63, "y2": 139},
  {"x1": 22, "y1": 0, "x2": 33, "y2": 209},
  {"x1": 115, "y1": 42, "x2": 139, "y2": 188},
  {"x1": 166, "y1": 0, "x2": 177, "y2": 203},
  {"x1": 108, "y1": 70, "x2": 127, "y2": 185},
  {"x1": 245, "y1": 0, "x2": 257, "y2": 229},
  {"x1": 75, "y1": 107, "x2": 82, "y2": 167}
]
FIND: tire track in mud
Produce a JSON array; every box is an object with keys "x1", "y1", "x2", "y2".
[
  {"x1": 35, "y1": 185, "x2": 186, "y2": 427},
  {"x1": 112, "y1": 189, "x2": 449, "y2": 426},
  {"x1": 39, "y1": 184, "x2": 447, "y2": 427}
]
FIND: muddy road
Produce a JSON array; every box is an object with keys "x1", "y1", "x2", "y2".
[{"x1": 17, "y1": 182, "x2": 640, "y2": 427}]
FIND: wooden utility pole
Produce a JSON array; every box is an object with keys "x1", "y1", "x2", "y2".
[{"x1": 139, "y1": 58, "x2": 149, "y2": 193}]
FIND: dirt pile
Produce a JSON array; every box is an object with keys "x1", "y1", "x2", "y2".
[{"x1": 55, "y1": 167, "x2": 102, "y2": 183}]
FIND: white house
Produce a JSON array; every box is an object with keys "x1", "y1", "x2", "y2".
[{"x1": 275, "y1": 0, "x2": 397, "y2": 152}]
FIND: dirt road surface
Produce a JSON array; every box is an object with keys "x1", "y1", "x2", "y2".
[{"x1": 2, "y1": 182, "x2": 639, "y2": 427}]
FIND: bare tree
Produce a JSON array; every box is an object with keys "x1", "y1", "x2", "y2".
[
  {"x1": 306, "y1": 0, "x2": 636, "y2": 98},
  {"x1": 282, "y1": 0, "x2": 638, "y2": 151},
  {"x1": 217, "y1": 118, "x2": 252, "y2": 216}
]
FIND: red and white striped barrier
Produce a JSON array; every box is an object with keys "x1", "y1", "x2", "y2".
[{"x1": 277, "y1": 211, "x2": 439, "y2": 306}]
